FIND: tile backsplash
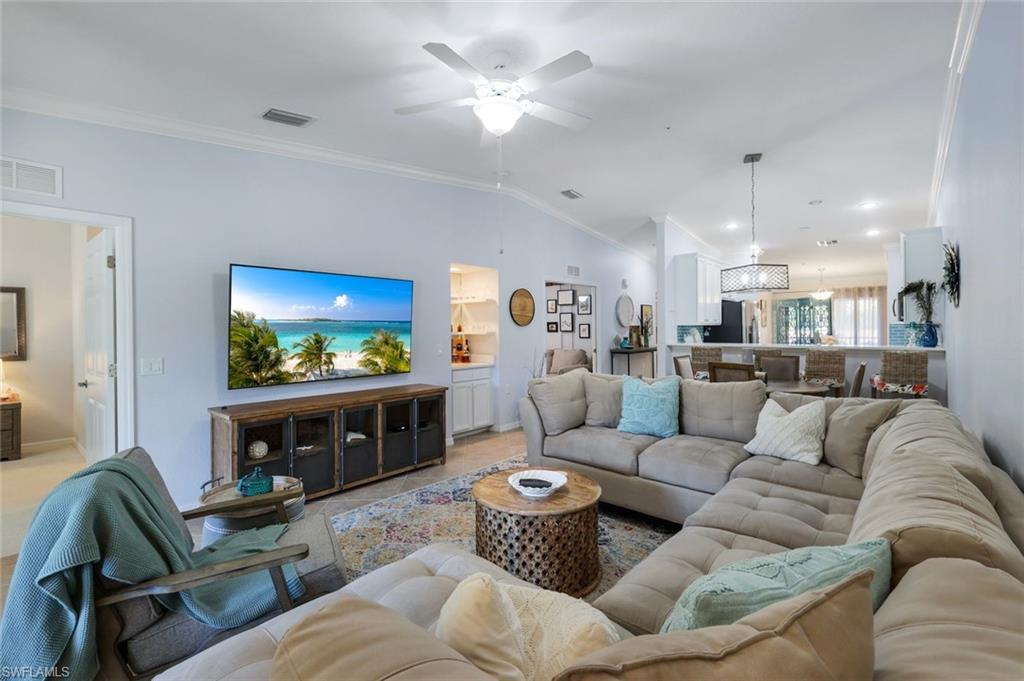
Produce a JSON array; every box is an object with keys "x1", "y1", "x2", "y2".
[{"x1": 888, "y1": 323, "x2": 910, "y2": 346}]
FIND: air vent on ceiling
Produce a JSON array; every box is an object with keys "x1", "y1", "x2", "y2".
[
  {"x1": 261, "y1": 108, "x2": 315, "y2": 127},
  {"x1": 566, "y1": 265, "x2": 581, "y2": 278},
  {"x1": 816, "y1": 239, "x2": 839, "y2": 247},
  {"x1": 560, "y1": 189, "x2": 584, "y2": 200},
  {"x1": 1, "y1": 157, "x2": 62, "y2": 197}
]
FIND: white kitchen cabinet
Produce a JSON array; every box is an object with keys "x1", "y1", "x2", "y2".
[
  {"x1": 452, "y1": 366, "x2": 494, "y2": 435},
  {"x1": 900, "y1": 227, "x2": 945, "y2": 325},
  {"x1": 673, "y1": 253, "x2": 722, "y2": 326}
]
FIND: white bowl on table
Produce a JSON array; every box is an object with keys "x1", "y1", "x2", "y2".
[{"x1": 507, "y1": 470, "x2": 568, "y2": 498}]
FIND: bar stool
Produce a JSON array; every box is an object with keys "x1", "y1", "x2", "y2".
[
  {"x1": 805, "y1": 349, "x2": 846, "y2": 396},
  {"x1": 690, "y1": 346, "x2": 722, "y2": 379},
  {"x1": 752, "y1": 348, "x2": 782, "y2": 371},
  {"x1": 871, "y1": 351, "x2": 928, "y2": 398}
]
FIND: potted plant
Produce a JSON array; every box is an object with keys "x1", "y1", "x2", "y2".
[{"x1": 900, "y1": 280, "x2": 939, "y2": 347}]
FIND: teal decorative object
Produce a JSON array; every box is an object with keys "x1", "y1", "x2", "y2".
[
  {"x1": 619, "y1": 337, "x2": 632, "y2": 349},
  {"x1": 237, "y1": 466, "x2": 273, "y2": 497},
  {"x1": 617, "y1": 376, "x2": 680, "y2": 439},
  {"x1": 660, "y1": 538, "x2": 891, "y2": 633}
]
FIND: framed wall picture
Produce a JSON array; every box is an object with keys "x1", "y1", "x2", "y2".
[
  {"x1": 559, "y1": 312, "x2": 574, "y2": 332},
  {"x1": 546, "y1": 322, "x2": 558, "y2": 332},
  {"x1": 557, "y1": 288, "x2": 575, "y2": 306},
  {"x1": 578, "y1": 294, "x2": 592, "y2": 315},
  {"x1": 640, "y1": 303, "x2": 654, "y2": 343},
  {"x1": 546, "y1": 299, "x2": 557, "y2": 314},
  {"x1": 579, "y1": 323, "x2": 591, "y2": 339}
]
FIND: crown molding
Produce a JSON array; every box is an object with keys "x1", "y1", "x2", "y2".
[
  {"x1": 927, "y1": 0, "x2": 985, "y2": 226},
  {"x1": 2, "y1": 88, "x2": 652, "y2": 263}
]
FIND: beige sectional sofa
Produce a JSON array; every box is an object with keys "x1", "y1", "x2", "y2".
[{"x1": 159, "y1": 372, "x2": 1024, "y2": 680}]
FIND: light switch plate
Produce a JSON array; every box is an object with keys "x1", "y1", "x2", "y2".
[{"x1": 139, "y1": 358, "x2": 164, "y2": 375}]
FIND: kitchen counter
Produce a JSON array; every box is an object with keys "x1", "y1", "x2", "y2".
[
  {"x1": 667, "y1": 342, "x2": 944, "y2": 354},
  {"x1": 451, "y1": 362, "x2": 495, "y2": 370}
]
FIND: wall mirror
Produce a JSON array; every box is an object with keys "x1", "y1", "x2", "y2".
[
  {"x1": 0, "y1": 287, "x2": 26, "y2": 361},
  {"x1": 615, "y1": 294, "x2": 634, "y2": 328},
  {"x1": 509, "y1": 288, "x2": 536, "y2": 326}
]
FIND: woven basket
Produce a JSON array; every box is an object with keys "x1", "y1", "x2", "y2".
[
  {"x1": 880, "y1": 350, "x2": 928, "y2": 385},
  {"x1": 691, "y1": 346, "x2": 723, "y2": 374},
  {"x1": 805, "y1": 349, "x2": 846, "y2": 382}
]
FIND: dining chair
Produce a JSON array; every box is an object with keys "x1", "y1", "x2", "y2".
[
  {"x1": 690, "y1": 346, "x2": 723, "y2": 374},
  {"x1": 871, "y1": 351, "x2": 928, "y2": 398},
  {"x1": 760, "y1": 356, "x2": 800, "y2": 382},
  {"x1": 752, "y1": 348, "x2": 783, "y2": 371},
  {"x1": 848, "y1": 362, "x2": 867, "y2": 397},
  {"x1": 673, "y1": 355, "x2": 695, "y2": 380},
  {"x1": 805, "y1": 348, "x2": 846, "y2": 396},
  {"x1": 708, "y1": 362, "x2": 756, "y2": 382}
]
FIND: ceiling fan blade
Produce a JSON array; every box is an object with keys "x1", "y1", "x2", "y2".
[
  {"x1": 515, "y1": 50, "x2": 592, "y2": 93},
  {"x1": 422, "y1": 43, "x2": 489, "y2": 86},
  {"x1": 525, "y1": 101, "x2": 591, "y2": 130},
  {"x1": 394, "y1": 97, "x2": 477, "y2": 115}
]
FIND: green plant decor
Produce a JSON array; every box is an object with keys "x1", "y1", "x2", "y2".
[
  {"x1": 899, "y1": 280, "x2": 937, "y2": 324},
  {"x1": 228, "y1": 311, "x2": 294, "y2": 388},
  {"x1": 292, "y1": 332, "x2": 337, "y2": 378},
  {"x1": 942, "y1": 242, "x2": 961, "y2": 308},
  {"x1": 358, "y1": 329, "x2": 411, "y2": 375}
]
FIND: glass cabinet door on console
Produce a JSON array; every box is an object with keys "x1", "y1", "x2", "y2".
[
  {"x1": 415, "y1": 396, "x2": 444, "y2": 463},
  {"x1": 291, "y1": 411, "x2": 336, "y2": 494},
  {"x1": 238, "y1": 418, "x2": 290, "y2": 478},
  {"x1": 341, "y1": 406, "x2": 378, "y2": 485},
  {"x1": 382, "y1": 401, "x2": 415, "y2": 473}
]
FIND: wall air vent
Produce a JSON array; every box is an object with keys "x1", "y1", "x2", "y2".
[
  {"x1": 1, "y1": 157, "x2": 62, "y2": 197},
  {"x1": 261, "y1": 108, "x2": 315, "y2": 127},
  {"x1": 567, "y1": 265, "x2": 581, "y2": 278},
  {"x1": 816, "y1": 239, "x2": 839, "y2": 247},
  {"x1": 560, "y1": 189, "x2": 583, "y2": 200}
]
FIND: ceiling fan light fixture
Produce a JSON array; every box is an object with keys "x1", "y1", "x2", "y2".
[{"x1": 473, "y1": 95, "x2": 526, "y2": 137}]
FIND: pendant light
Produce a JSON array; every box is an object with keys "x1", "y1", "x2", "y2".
[
  {"x1": 720, "y1": 153, "x2": 790, "y2": 293},
  {"x1": 810, "y1": 267, "x2": 834, "y2": 300}
]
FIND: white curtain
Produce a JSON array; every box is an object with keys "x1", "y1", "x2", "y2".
[{"x1": 831, "y1": 286, "x2": 887, "y2": 346}]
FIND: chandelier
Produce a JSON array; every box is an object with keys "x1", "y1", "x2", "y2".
[
  {"x1": 720, "y1": 153, "x2": 790, "y2": 293},
  {"x1": 810, "y1": 267, "x2": 834, "y2": 301}
]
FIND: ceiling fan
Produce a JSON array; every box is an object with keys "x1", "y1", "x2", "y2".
[{"x1": 395, "y1": 43, "x2": 593, "y2": 137}]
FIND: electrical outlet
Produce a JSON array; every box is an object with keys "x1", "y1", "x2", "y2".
[{"x1": 139, "y1": 358, "x2": 164, "y2": 375}]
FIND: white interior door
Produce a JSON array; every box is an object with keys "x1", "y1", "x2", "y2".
[{"x1": 80, "y1": 229, "x2": 117, "y2": 461}]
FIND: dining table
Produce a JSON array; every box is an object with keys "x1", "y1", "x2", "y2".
[{"x1": 764, "y1": 380, "x2": 831, "y2": 396}]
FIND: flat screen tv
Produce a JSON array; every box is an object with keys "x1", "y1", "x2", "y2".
[{"x1": 228, "y1": 264, "x2": 413, "y2": 389}]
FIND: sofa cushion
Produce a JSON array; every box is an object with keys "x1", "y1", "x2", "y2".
[
  {"x1": 874, "y1": 558, "x2": 1024, "y2": 681},
  {"x1": 545, "y1": 426, "x2": 657, "y2": 476},
  {"x1": 848, "y1": 454, "x2": 1024, "y2": 583},
  {"x1": 593, "y1": 527, "x2": 788, "y2": 635},
  {"x1": 684, "y1": 478, "x2": 857, "y2": 549},
  {"x1": 436, "y1": 573, "x2": 621, "y2": 681},
  {"x1": 272, "y1": 595, "x2": 490, "y2": 681},
  {"x1": 991, "y1": 464, "x2": 1024, "y2": 554},
  {"x1": 823, "y1": 400, "x2": 899, "y2": 476},
  {"x1": 743, "y1": 399, "x2": 826, "y2": 465},
  {"x1": 637, "y1": 436, "x2": 748, "y2": 494},
  {"x1": 681, "y1": 379, "x2": 765, "y2": 443},
  {"x1": 528, "y1": 369, "x2": 588, "y2": 436},
  {"x1": 583, "y1": 373, "x2": 623, "y2": 428},
  {"x1": 660, "y1": 538, "x2": 890, "y2": 633},
  {"x1": 559, "y1": 570, "x2": 875, "y2": 681},
  {"x1": 730, "y1": 456, "x2": 863, "y2": 500},
  {"x1": 618, "y1": 376, "x2": 680, "y2": 439}
]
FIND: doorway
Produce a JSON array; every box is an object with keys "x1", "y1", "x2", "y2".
[
  {"x1": 545, "y1": 281, "x2": 598, "y2": 372},
  {"x1": 0, "y1": 204, "x2": 134, "y2": 557}
]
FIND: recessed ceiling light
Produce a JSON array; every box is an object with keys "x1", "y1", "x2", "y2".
[
  {"x1": 816, "y1": 239, "x2": 839, "y2": 247},
  {"x1": 808, "y1": 199, "x2": 823, "y2": 206},
  {"x1": 450, "y1": 266, "x2": 461, "y2": 273},
  {"x1": 858, "y1": 200, "x2": 879, "y2": 210},
  {"x1": 866, "y1": 228, "x2": 881, "y2": 237},
  {"x1": 725, "y1": 222, "x2": 740, "y2": 231}
]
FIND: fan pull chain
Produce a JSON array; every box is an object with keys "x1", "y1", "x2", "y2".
[{"x1": 750, "y1": 159, "x2": 757, "y2": 263}]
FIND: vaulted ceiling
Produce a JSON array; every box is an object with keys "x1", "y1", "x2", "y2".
[{"x1": 2, "y1": 2, "x2": 959, "y2": 278}]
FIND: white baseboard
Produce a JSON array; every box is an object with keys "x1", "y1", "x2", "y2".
[
  {"x1": 21, "y1": 437, "x2": 76, "y2": 455},
  {"x1": 74, "y1": 439, "x2": 88, "y2": 458},
  {"x1": 493, "y1": 421, "x2": 522, "y2": 433},
  {"x1": 446, "y1": 436, "x2": 455, "y2": 447}
]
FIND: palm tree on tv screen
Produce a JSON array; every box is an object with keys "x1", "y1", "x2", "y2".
[
  {"x1": 228, "y1": 310, "x2": 293, "y2": 387},
  {"x1": 292, "y1": 332, "x2": 337, "y2": 378},
  {"x1": 358, "y1": 329, "x2": 410, "y2": 375}
]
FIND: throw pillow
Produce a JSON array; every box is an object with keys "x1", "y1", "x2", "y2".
[
  {"x1": 744, "y1": 399, "x2": 826, "y2": 464},
  {"x1": 556, "y1": 570, "x2": 875, "y2": 681},
  {"x1": 582, "y1": 373, "x2": 623, "y2": 428},
  {"x1": 617, "y1": 375, "x2": 680, "y2": 439},
  {"x1": 824, "y1": 400, "x2": 899, "y2": 476},
  {"x1": 550, "y1": 348, "x2": 589, "y2": 374},
  {"x1": 527, "y1": 369, "x2": 588, "y2": 436},
  {"x1": 659, "y1": 538, "x2": 891, "y2": 633},
  {"x1": 436, "y1": 573, "x2": 621, "y2": 681}
]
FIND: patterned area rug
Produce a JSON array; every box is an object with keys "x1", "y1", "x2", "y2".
[{"x1": 329, "y1": 456, "x2": 680, "y2": 599}]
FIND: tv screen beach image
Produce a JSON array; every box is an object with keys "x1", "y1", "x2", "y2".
[{"x1": 228, "y1": 265, "x2": 413, "y2": 388}]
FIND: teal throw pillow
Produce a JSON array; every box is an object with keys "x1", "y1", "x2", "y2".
[
  {"x1": 617, "y1": 376, "x2": 680, "y2": 439},
  {"x1": 660, "y1": 537, "x2": 891, "y2": 633}
]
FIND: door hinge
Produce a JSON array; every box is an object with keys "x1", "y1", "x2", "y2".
[
  {"x1": 106, "y1": 255, "x2": 116, "y2": 269},
  {"x1": 107, "y1": 363, "x2": 117, "y2": 378}
]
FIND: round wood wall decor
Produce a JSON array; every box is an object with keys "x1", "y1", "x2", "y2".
[{"x1": 509, "y1": 288, "x2": 536, "y2": 326}]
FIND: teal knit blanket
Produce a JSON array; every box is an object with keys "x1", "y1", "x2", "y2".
[{"x1": 0, "y1": 458, "x2": 304, "y2": 680}]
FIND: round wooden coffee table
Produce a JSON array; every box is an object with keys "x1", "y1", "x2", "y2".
[{"x1": 472, "y1": 468, "x2": 601, "y2": 597}]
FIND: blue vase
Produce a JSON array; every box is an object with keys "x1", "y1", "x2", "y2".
[{"x1": 919, "y1": 322, "x2": 938, "y2": 348}]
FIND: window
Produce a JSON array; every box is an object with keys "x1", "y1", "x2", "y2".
[{"x1": 774, "y1": 298, "x2": 832, "y2": 345}]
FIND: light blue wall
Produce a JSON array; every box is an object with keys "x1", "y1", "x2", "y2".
[
  {"x1": 935, "y1": 1, "x2": 1023, "y2": 485},
  {"x1": 1, "y1": 109, "x2": 655, "y2": 504}
]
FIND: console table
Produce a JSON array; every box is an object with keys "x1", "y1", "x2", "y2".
[
  {"x1": 210, "y1": 384, "x2": 446, "y2": 500},
  {"x1": 1, "y1": 400, "x2": 21, "y2": 461},
  {"x1": 610, "y1": 347, "x2": 657, "y2": 378}
]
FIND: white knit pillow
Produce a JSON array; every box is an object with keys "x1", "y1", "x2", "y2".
[{"x1": 744, "y1": 399, "x2": 826, "y2": 465}]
